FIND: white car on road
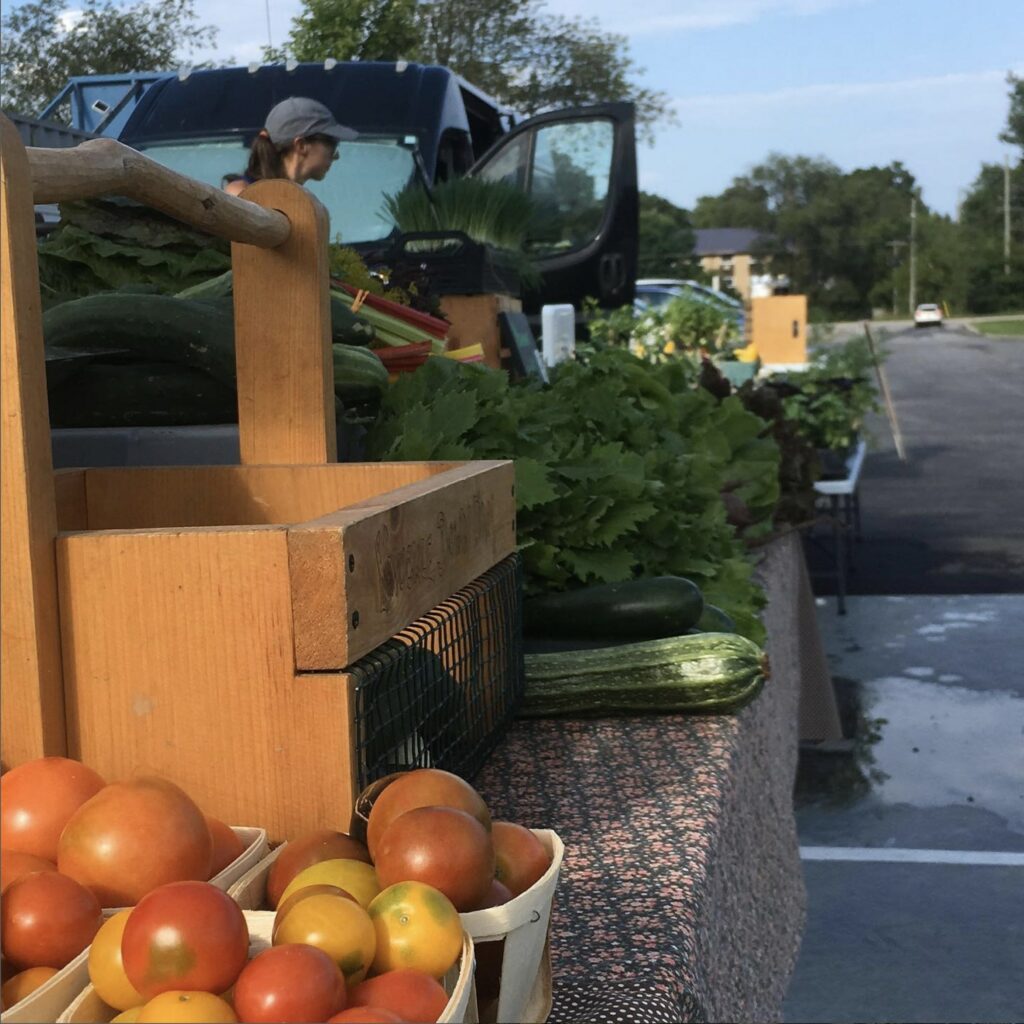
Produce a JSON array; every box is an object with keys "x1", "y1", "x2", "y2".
[{"x1": 914, "y1": 303, "x2": 943, "y2": 327}]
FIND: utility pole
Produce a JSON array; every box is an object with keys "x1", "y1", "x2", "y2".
[
  {"x1": 1005, "y1": 154, "x2": 1012, "y2": 276},
  {"x1": 908, "y1": 193, "x2": 917, "y2": 315},
  {"x1": 886, "y1": 240, "x2": 907, "y2": 314}
]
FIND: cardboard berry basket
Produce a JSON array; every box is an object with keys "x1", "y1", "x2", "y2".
[
  {"x1": 57, "y1": 911, "x2": 477, "y2": 1024},
  {"x1": 460, "y1": 830, "x2": 564, "y2": 1024},
  {"x1": 230, "y1": 829, "x2": 564, "y2": 1024},
  {"x1": 0, "y1": 827, "x2": 267, "y2": 1024}
]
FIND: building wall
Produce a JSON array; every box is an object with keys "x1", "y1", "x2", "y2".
[{"x1": 699, "y1": 253, "x2": 754, "y2": 300}]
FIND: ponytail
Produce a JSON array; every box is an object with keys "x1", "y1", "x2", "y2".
[{"x1": 244, "y1": 131, "x2": 290, "y2": 182}]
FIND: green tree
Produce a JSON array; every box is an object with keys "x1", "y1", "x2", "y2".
[
  {"x1": 637, "y1": 192, "x2": 697, "y2": 278},
  {"x1": 999, "y1": 72, "x2": 1024, "y2": 154},
  {"x1": 278, "y1": 0, "x2": 675, "y2": 142},
  {"x1": 0, "y1": 0, "x2": 217, "y2": 118},
  {"x1": 284, "y1": 0, "x2": 419, "y2": 63}
]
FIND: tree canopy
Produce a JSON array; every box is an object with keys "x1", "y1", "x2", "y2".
[
  {"x1": 277, "y1": 0, "x2": 675, "y2": 142},
  {"x1": 0, "y1": 0, "x2": 217, "y2": 118},
  {"x1": 637, "y1": 193, "x2": 698, "y2": 279}
]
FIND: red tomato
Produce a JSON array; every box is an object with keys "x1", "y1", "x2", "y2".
[
  {"x1": 491, "y1": 822, "x2": 551, "y2": 896},
  {"x1": 0, "y1": 850, "x2": 55, "y2": 893},
  {"x1": 0, "y1": 757, "x2": 106, "y2": 862},
  {"x1": 349, "y1": 969, "x2": 449, "y2": 1023},
  {"x1": 205, "y1": 817, "x2": 245, "y2": 879},
  {"x1": 1, "y1": 870, "x2": 102, "y2": 969},
  {"x1": 328, "y1": 1009, "x2": 404, "y2": 1023},
  {"x1": 121, "y1": 881, "x2": 249, "y2": 998},
  {"x1": 233, "y1": 944, "x2": 346, "y2": 1023},
  {"x1": 374, "y1": 806, "x2": 494, "y2": 912},
  {"x1": 58, "y1": 777, "x2": 213, "y2": 906},
  {"x1": 469, "y1": 878, "x2": 513, "y2": 912},
  {"x1": 266, "y1": 830, "x2": 371, "y2": 908},
  {"x1": 365, "y1": 770, "x2": 490, "y2": 860}
]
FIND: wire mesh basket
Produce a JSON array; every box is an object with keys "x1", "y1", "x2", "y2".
[{"x1": 350, "y1": 554, "x2": 524, "y2": 792}]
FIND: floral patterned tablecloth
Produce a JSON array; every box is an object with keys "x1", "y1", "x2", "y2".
[{"x1": 475, "y1": 532, "x2": 815, "y2": 1023}]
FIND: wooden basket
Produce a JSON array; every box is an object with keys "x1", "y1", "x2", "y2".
[{"x1": 0, "y1": 115, "x2": 516, "y2": 841}]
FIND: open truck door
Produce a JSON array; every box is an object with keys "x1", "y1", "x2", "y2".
[{"x1": 468, "y1": 102, "x2": 638, "y2": 314}]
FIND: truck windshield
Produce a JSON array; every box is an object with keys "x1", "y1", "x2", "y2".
[{"x1": 138, "y1": 136, "x2": 415, "y2": 244}]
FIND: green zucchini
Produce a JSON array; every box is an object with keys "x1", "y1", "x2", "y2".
[
  {"x1": 520, "y1": 632, "x2": 769, "y2": 717},
  {"x1": 695, "y1": 603, "x2": 737, "y2": 634},
  {"x1": 333, "y1": 344, "x2": 388, "y2": 398},
  {"x1": 42, "y1": 294, "x2": 237, "y2": 388},
  {"x1": 523, "y1": 576, "x2": 704, "y2": 642}
]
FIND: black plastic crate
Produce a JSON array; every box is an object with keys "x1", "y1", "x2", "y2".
[
  {"x1": 387, "y1": 231, "x2": 522, "y2": 297},
  {"x1": 350, "y1": 554, "x2": 524, "y2": 791}
]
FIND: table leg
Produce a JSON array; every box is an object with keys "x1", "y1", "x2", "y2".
[
  {"x1": 852, "y1": 487, "x2": 863, "y2": 540},
  {"x1": 831, "y1": 495, "x2": 846, "y2": 615}
]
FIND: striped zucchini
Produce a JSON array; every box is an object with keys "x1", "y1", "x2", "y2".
[{"x1": 520, "y1": 632, "x2": 769, "y2": 717}]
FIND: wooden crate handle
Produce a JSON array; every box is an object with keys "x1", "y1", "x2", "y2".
[
  {"x1": 26, "y1": 138, "x2": 289, "y2": 248},
  {"x1": 232, "y1": 179, "x2": 337, "y2": 465},
  {"x1": 1, "y1": 113, "x2": 68, "y2": 764}
]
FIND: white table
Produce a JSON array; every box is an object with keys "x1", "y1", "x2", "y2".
[{"x1": 810, "y1": 439, "x2": 866, "y2": 613}]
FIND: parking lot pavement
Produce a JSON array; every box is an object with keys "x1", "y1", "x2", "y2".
[
  {"x1": 803, "y1": 324, "x2": 1024, "y2": 596},
  {"x1": 784, "y1": 594, "x2": 1024, "y2": 1023}
]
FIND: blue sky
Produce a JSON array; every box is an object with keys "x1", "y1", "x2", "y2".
[{"x1": 45, "y1": 0, "x2": 1024, "y2": 215}]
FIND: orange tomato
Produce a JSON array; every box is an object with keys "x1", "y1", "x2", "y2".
[
  {"x1": 205, "y1": 818, "x2": 245, "y2": 879},
  {"x1": 328, "y1": 1009, "x2": 404, "y2": 1023},
  {"x1": 87, "y1": 910, "x2": 143, "y2": 1010},
  {"x1": 279, "y1": 859, "x2": 380, "y2": 909},
  {"x1": 349, "y1": 969, "x2": 449, "y2": 1023},
  {"x1": 0, "y1": 966, "x2": 59, "y2": 1006},
  {"x1": 111, "y1": 1009, "x2": 143, "y2": 1023},
  {"x1": 0, "y1": 757, "x2": 106, "y2": 861},
  {"x1": 58, "y1": 777, "x2": 213, "y2": 907},
  {"x1": 366, "y1": 770, "x2": 491, "y2": 860},
  {"x1": 367, "y1": 882, "x2": 463, "y2": 979},
  {"x1": 273, "y1": 888, "x2": 377, "y2": 985},
  {"x1": 0, "y1": 851, "x2": 55, "y2": 894},
  {"x1": 136, "y1": 990, "x2": 237, "y2": 1023},
  {"x1": 1, "y1": 870, "x2": 102, "y2": 969},
  {"x1": 266, "y1": 831, "x2": 371, "y2": 909}
]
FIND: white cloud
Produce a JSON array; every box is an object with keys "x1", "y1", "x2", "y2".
[
  {"x1": 543, "y1": 0, "x2": 872, "y2": 36},
  {"x1": 57, "y1": 8, "x2": 85, "y2": 32},
  {"x1": 673, "y1": 68, "x2": 1024, "y2": 116}
]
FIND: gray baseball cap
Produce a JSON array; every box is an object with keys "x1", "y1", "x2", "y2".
[{"x1": 264, "y1": 97, "x2": 358, "y2": 145}]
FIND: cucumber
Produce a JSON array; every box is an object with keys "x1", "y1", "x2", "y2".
[
  {"x1": 42, "y1": 294, "x2": 237, "y2": 388},
  {"x1": 695, "y1": 603, "x2": 737, "y2": 634},
  {"x1": 523, "y1": 576, "x2": 704, "y2": 642},
  {"x1": 330, "y1": 293, "x2": 376, "y2": 346},
  {"x1": 521, "y1": 632, "x2": 768, "y2": 717},
  {"x1": 176, "y1": 275, "x2": 375, "y2": 345}
]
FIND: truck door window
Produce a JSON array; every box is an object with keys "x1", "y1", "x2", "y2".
[
  {"x1": 527, "y1": 120, "x2": 613, "y2": 256},
  {"x1": 476, "y1": 132, "x2": 531, "y2": 190}
]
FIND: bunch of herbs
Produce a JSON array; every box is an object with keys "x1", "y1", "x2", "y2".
[{"x1": 367, "y1": 349, "x2": 780, "y2": 642}]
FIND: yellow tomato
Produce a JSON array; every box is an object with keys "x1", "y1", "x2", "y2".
[
  {"x1": 368, "y1": 881, "x2": 464, "y2": 978},
  {"x1": 273, "y1": 888, "x2": 377, "y2": 985},
  {"x1": 278, "y1": 859, "x2": 380, "y2": 909},
  {"x1": 136, "y1": 990, "x2": 237, "y2": 1023},
  {"x1": 1, "y1": 966, "x2": 59, "y2": 1006},
  {"x1": 88, "y1": 910, "x2": 143, "y2": 1010},
  {"x1": 111, "y1": 1008, "x2": 143, "y2": 1023}
]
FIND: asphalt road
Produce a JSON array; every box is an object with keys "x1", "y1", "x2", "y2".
[{"x1": 803, "y1": 322, "x2": 1024, "y2": 595}]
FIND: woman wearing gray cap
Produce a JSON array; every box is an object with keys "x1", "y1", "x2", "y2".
[{"x1": 224, "y1": 96, "x2": 358, "y2": 196}]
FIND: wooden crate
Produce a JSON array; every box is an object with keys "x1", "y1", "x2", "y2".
[{"x1": 0, "y1": 116, "x2": 517, "y2": 838}]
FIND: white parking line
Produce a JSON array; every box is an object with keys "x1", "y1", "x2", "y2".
[{"x1": 800, "y1": 846, "x2": 1024, "y2": 866}]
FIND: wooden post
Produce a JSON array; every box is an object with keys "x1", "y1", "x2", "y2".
[
  {"x1": 0, "y1": 114, "x2": 67, "y2": 765},
  {"x1": 233, "y1": 179, "x2": 337, "y2": 465},
  {"x1": 440, "y1": 294, "x2": 522, "y2": 370}
]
